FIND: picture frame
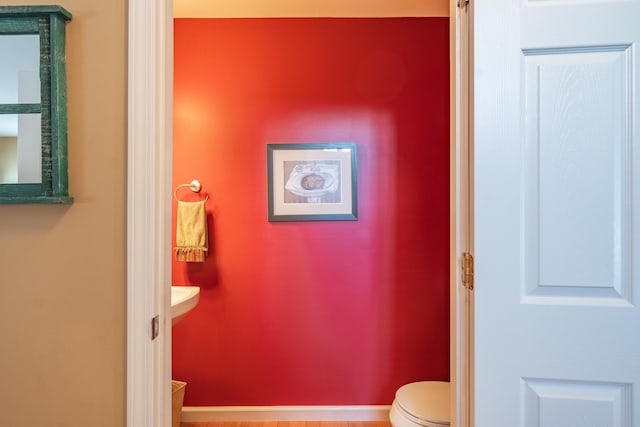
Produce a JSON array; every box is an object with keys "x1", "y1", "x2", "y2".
[{"x1": 267, "y1": 143, "x2": 358, "y2": 222}]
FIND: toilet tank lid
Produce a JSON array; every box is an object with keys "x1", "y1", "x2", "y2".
[{"x1": 395, "y1": 381, "x2": 450, "y2": 423}]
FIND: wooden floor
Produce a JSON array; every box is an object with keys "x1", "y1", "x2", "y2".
[{"x1": 181, "y1": 422, "x2": 391, "y2": 427}]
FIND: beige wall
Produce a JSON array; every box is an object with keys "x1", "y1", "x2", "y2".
[{"x1": 0, "y1": 1, "x2": 127, "y2": 426}]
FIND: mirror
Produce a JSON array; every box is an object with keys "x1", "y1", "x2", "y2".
[
  {"x1": 0, "y1": 34, "x2": 41, "y2": 184},
  {"x1": 0, "y1": 6, "x2": 72, "y2": 204},
  {"x1": 0, "y1": 113, "x2": 42, "y2": 184}
]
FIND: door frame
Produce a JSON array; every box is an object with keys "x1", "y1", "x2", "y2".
[
  {"x1": 451, "y1": 1, "x2": 473, "y2": 426},
  {"x1": 127, "y1": 0, "x2": 173, "y2": 426},
  {"x1": 126, "y1": 1, "x2": 471, "y2": 426}
]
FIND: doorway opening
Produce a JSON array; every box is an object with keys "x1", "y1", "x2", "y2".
[{"x1": 127, "y1": 1, "x2": 470, "y2": 426}]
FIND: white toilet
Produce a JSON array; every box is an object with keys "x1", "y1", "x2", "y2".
[{"x1": 389, "y1": 381, "x2": 450, "y2": 427}]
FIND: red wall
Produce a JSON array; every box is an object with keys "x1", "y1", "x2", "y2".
[{"x1": 172, "y1": 18, "x2": 449, "y2": 406}]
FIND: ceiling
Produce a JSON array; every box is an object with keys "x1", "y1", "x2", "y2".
[{"x1": 173, "y1": 0, "x2": 449, "y2": 18}]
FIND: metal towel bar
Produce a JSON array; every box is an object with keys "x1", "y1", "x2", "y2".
[{"x1": 174, "y1": 180, "x2": 208, "y2": 202}]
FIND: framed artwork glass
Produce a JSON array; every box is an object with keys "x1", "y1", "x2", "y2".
[{"x1": 267, "y1": 143, "x2": 357, "y2": 222}]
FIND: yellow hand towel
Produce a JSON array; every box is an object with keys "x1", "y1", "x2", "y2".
[{"x1": 175, "y1": 200, "x2": 208, "y2": 262}]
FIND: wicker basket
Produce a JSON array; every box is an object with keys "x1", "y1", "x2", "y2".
[{"x1": 171, "y1": 381, "x2": 187, "y2": 427}]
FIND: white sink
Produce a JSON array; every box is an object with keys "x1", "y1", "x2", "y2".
[{"x1": 171, "y1": 286, "x2": 200, "y2": 325}]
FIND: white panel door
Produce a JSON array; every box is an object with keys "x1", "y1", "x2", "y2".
[{"x1": 474, "y1": 0, "x2": 640, "y2": 426}]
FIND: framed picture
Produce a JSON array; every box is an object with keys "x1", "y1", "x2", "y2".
[{"x1": 267, "y1": 143, "x2": 358, "y2": 222}]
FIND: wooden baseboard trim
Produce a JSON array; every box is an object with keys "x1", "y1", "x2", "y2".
[{"x1": 181, "y1": 406, "x2": 392, "y2": 422}]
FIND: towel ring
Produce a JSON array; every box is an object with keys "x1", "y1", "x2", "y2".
[{"x1": 174, "y1": 179, "x2": 209, "y2": 202}]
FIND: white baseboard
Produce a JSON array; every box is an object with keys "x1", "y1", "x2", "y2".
[{"x1": 181, "y1": 405, "x2": 392, "y2": 422}]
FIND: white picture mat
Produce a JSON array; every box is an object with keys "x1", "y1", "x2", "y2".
[{"x1": 271, "y1": 147, "x2": 354, "y2": 216}]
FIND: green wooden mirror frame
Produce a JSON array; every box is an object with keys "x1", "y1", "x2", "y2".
[{"x1": 0, "y1": 6, "x2": 72, "y2": 204}]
